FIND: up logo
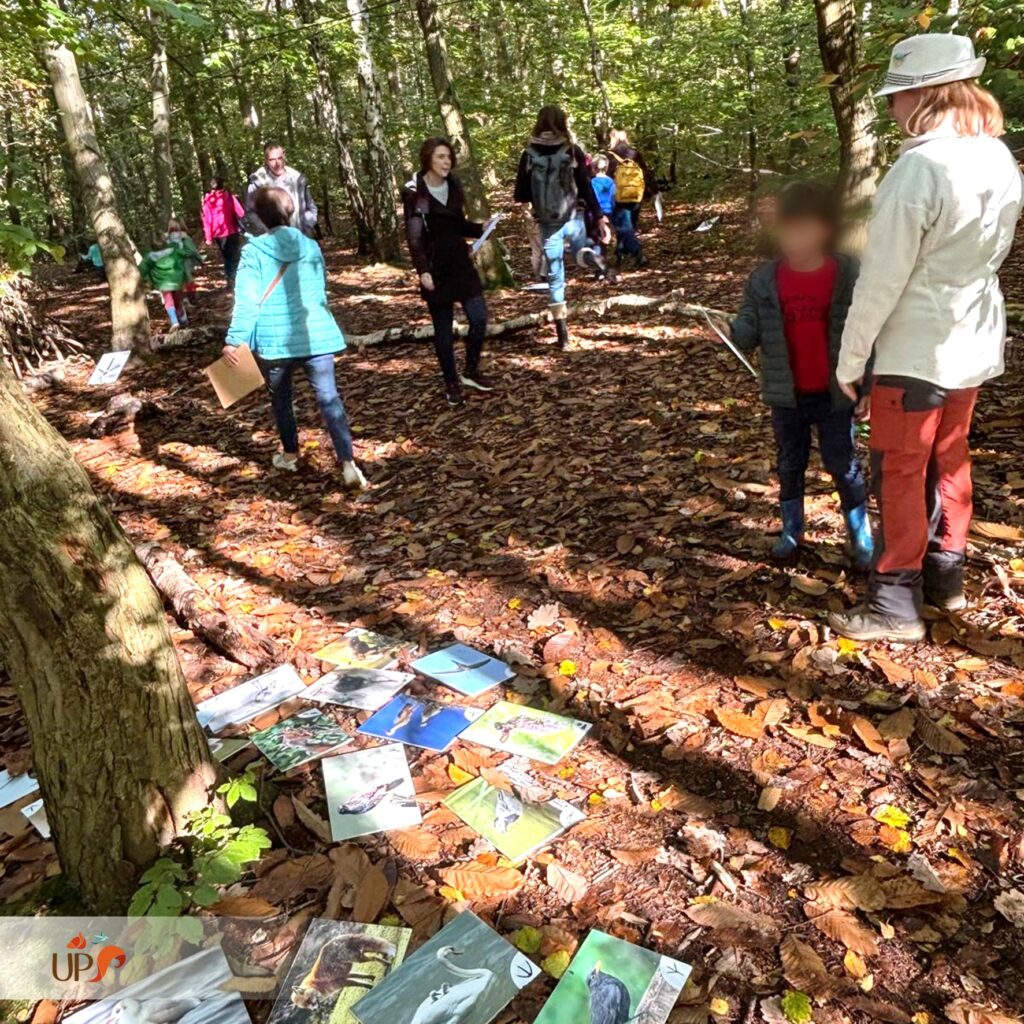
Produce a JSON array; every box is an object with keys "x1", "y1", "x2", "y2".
[{"x1": 51, "y1": 932, "x2": 128, "y2": 984}]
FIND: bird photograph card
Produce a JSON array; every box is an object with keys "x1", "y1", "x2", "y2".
[
  {"x1": 410, "y1": 643, "x2": 514, "y2": 696},
  {"x1": 267, "y1": 919, "x2": 411, "y2": 1024},
  {"x1": 443, "y1": 774, "x2": 585, "y2": 864},
  {"x1": 63, "y1": 946, "x2": 251, "y2": 1024},
  {"x1": 313, "y1": 629, "x2": 405, "y2": 671},
  {"x1": 87, "y1": 350, "x2": 131, "y2": 386},
  {"x1": 208, "y1": 736, "x2": 252, "y2": 762},
  {"x1": 195, "y1": 664, "x2": 307, "y2": 735},
  {"x1": 533, "y1": 929, "x2": 691, "y2": 1024},
  {"x1": 357, "y1": 695, "x2": 482, "y2": 753},
  {"x1": 0, "y1": 769, "x2": 38, "y2": 809},
  {"x1": 458, "y1": 701, "x2": 592, "y2": 765},
  {"x1": 252, "y1": 708, "x2": 352, "y2": 773},
  {"x1": 351, "y1": 910, "x2": 539, "y2": 1024},
  {"x1": 305, "y1": 667, "x2": 414, "y2": 712},
  {"x1": 323, "y1": 743, "x2": 420, "y2": 841},
  {"x1": 20, "y1": 797, "x2": 50, "y2": 839}
]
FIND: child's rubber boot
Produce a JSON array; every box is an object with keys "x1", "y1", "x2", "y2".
[
  {"x1": 550, "y1": 303, "x2": 569, "y2": 348},
  {"x1": 844, "y1": 503, "x2": 874, "y2": 571},
  {"x1": 771, "y1": 498, "x2": 804, "y2": 561}
]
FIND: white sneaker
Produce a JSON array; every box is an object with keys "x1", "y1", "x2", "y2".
[
  {"x1": 272, "y1": 452, "x2": 299, "y2": 472},
  {"x1": 342, "y1": 460, "x2": 368, "y2": 490}
]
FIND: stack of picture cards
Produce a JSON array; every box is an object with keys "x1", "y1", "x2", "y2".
[
  {"x1": 411, "y1": 643, "x2": 514, "y2": 696},
  {"x1": 444, "y1": 765, "x2": 584, "y2": 864},
  {"x1": 305, "y1": 667, "x2": 413, "y2": 712},
  {"x1": 460, "y1": 701, "x2": 591, "y2": 765},
  {"x1": 534, "y1": 929, "x2": 692, "y2": 1024},
  {"x1": 195, "y1": 664, "x2": 306, "y2": 735},
  {"x1": 358, "y1": 695, "x2": 482, "y2": 752},
  {"x1": 323, "y1": 744, "x2": 420, "y2": 841},
  {"x1": 352, "y1": 911, "x2": 539, "y2": 1024},
  {"x1": 268, "y1": 920, "x2": 411, "y2": 1024},
  {"x1": 314, "y1": 629, "x2": 406, "y2": 670},
  {"x1": 252, "y1": 708, "x2": 352, "y2": 773}
]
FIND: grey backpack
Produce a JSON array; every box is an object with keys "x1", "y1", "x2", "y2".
[{"x1": 527, "y1": 145, "x2": 578, "y2": 226}]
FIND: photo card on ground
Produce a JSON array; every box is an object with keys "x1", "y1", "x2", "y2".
[
  {"x1": 357, "y1": 695, "x2": 481, "y2": 752},
  {"x1": 323, "y1": 744, "x2": 420, "y2": 841},
  {"x1": 352, "y1": 910, "x2": 539, "y2": 1024},
  {"x1": 195, "y1": 664, "x2": 306, "y2": 734},
  {"x1": 533, "y1": 928, "x2": 692, "y2": 1024},
  {"x1": 0, "y1": 770, "x2": 38, "y2": 809},
  {"x1": 410, "y1": 643, "x2": 514, "y2": 696},
  {"x1": 267, "y1": 919, "x2": 411, "y2": 1024},
  {"x1": 252, "y1": 708, "x2": 352, "y2": 773},
  {"x1": 313, "y1": 629, "x2": 405, "y2": 670},
  {"x1": 305, "y1": 667, "x2": 414, "y2": 712},
  {"x1": 459, "y1": 701, "x2": 591, "y2": 765},
  {"x1": 88, "y1": 350, "x2": 131, "y2": 386}
]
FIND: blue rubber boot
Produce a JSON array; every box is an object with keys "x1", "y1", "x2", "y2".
[
  {"x1": 844, "y1": 503, "x2": 874, "y2": 571},
  {"x1": 771, "y1": 498, "x2": 804, "y2": 561}
]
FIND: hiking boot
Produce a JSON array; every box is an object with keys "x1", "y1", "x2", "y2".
[
  {"x1": 445, "y1": 383, "x2": 466, "y2": 408},
  {"x1": 925, "y1": 590, "x2": 968, "y2": 612},
  {"x1": 460, "y1": 370, "x2": 496, "y2": 392},
  {"x1": 771, "y1": 498, "x2": 804, "y2": 561},
  {"x1": 273, "y1": 452, "x2": 299, "y2": 473},
  {"x1": 844, "y1": 503, "x2": 874, "y2": 571},
  {"x1": 342, "y1": 460, "x2": 369, "y2": 490},
  {"x1": 554, "y1": 318, "x2": 570, "y2": 349},
  {"x1": 828, "y1": 606, "x2": 927, "y2": 643}
]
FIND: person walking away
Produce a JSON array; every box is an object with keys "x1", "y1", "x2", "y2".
[
  {"x1": 202, "y1": 177, "x2": 245, "y2": 288},
  {"x1": 138, "y1": 236, "x2": 189, "y2": 330},
  {"x1": 592, "y1": 154, "x2": 641, "y2": 267},
  {"x1": 727, "y1": 182, "x2": 872, "y2": 569},
  {"x1": 222, "y1": 187, "x2": 367, "y2": 489},
  {"x1": 402, "y1": 137, "x2": 497, "y2": 409},
  {"x1": 245, "y1": 143, "x2": 318, "y2": 236},
  {"x1": 514, "y1": 105, "x2": 613, "y2": 347},
  {"x1": 828, "y1": 34, "x2": 1023, "y2": 642},
  {"x1": 607, "y1": 128, "x2": 659, "y2": 266},
  {"x1": 166, "y1": 218, "x2": 203, "y2": 305}
]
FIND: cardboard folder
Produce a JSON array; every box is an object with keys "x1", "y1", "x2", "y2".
[{"x1": 203, "y1": 344, "x2": 265, "y2": 409}]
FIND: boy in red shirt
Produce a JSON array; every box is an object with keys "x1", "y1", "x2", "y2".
[{"x1": 728, "y1": 183, "x2": 872, "y2": 568}]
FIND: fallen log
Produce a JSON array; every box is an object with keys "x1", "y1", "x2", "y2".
[
  {"x1": 135, "y1": 542, "x2": 280, "y2": 670},
  {"x1": 345, "y1": 288, "x2": 732, "y2": 348}
]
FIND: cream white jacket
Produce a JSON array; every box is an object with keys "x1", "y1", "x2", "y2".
[{"x1": 837, "y1": 129, "x2": 1023, "y2": 389}]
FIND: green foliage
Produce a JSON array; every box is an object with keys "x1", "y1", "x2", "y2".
[
  {"x1": 0, "y1": 223, "x2": 64, "y2": 278},
  {"x1": 782, "y1": 989, "x2": 814, "y2": 1024},
  {"x1": 128, "y1": 769, "x2": 270, "y2": 917}
]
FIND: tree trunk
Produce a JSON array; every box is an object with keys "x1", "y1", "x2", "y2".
[
  {"x1": 578, "y1": 0, "x2": 613, "y2": 147},
  {"x1": 737, "y1": 0, "x2": 759, "y2": 225},
  {"x1": 4, "y1": 109, "x2": 21, "y2": 225},
  {"x1": 44, "y1": 43, "x2": 150, "y2": 351},
  {"x1": 778, "y1": 0, "x2": 805, "y2": 165},
  {"x1": 414, "y1": 0, "x2": 513, "y2": 287},
  {"x1": 150, "y1": 9, "x2": 175, "y2": 228},
  {"x1": 814, "y1": 0, "x2": 882, "y2": 220},
  {"x1": 51, "y1": 87, "x2": 87, "y2": 243},
  {"x1": 347, "y1": 0, "x2": 402, "y2": 262},
  {"x1": 0, "y1": 358, "x2": 217, "y2": 912}
]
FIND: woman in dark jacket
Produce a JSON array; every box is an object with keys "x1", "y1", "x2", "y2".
[{"x1": 402, "y1": 137, "x2": 496, "y2": 408}]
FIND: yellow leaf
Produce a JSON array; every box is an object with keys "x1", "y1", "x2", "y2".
[
  {"x1": 558, "y1": 765, "x2": 576, "y2": 779},
  {"x1": 438, "y1": 885, "x2": 464, "y2": 901},
  {"x1": 690, "y1": 894, "x2": 718, "y2": 905},
  {"x1": 541, "y1": 950, "x2": 571, "y2": 978},
  {"x1": 507, "y1": 597, "x2": 523, "y2": 610},
  {"x1": 844, "y1": 949, "x2": 869, "y2": 979},
  {"x1": 879, "y1": 826, "x2": 913, "y2": 853},
  {"x1": 837, "y1": 637, "x2": 859, "y2": 654},
  {"x1": 559, "y1": 660, "x2": 578, "y2": 677},
  {"x1": 710, "y1": 998, "x2": 730, "y2": 1016},
  {"x1": 912, "y1": 1014, "x2": 931, "y2": 1024},
  {"x1": 447, "y1": 764, "x2": 475, "y2": 785},
  {"x1": 873, "y1": 804, "x2": 912, "y2": 829},
  {"x1": 588, "y1": 793, "x2": 605, "y2": 806},
  {"x1": 916, "y1": 12, "x2": 931, "y2": 28},
  {"x1": 768, "y1": 618, "x2": 788, "y2": 631},
  {"x1": 769, "y1": 826, "x2": 792, "y2": 850},
  {"x1": 650, "y1": 798, "x2": 664, "y2": 812}
]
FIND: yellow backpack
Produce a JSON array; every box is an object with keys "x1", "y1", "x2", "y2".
[{"x1": 613, "y1": 156, "x2": 645, "y2": 203}]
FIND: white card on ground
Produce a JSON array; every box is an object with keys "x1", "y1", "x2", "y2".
[
  {"x1": 305, "y1": 667, "x2": 414, "y2": 711},
  {"x1": 21, "y1": 798, "x2": 50, "y2": 839},
  {"x1": 195, "y1": 664, "x2": 306, "y2": 734},
  {"x1": 411, "y1": 643, "x2": 514, "y2": 696},
  {"x1": 88, "y1": 351, "x2": 131, "y2": 386},
  {"x1": 0, "y1": 770, "x2": 39, "y2": 808},
  {"x1": 323, "y1": 743, "x2": 420, "y2": 842}
]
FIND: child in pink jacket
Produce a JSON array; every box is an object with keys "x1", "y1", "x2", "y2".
[{"x1": 201, "y1": 178, "x2": 245, "y2": 289}]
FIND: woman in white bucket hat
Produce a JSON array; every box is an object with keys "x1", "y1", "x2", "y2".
[{"x1": 829, "y1": 33, "x2": 1023, "y2": 642}]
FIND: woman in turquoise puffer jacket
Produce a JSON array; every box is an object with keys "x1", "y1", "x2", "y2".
[{"x1": 223, "y1": 187, "x2": 367, "y2": 489}]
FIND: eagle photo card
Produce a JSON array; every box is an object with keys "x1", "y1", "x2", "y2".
[
  {"x1": 410, "y1": 643, "x2": 514, "y2": 697},
  {"x1": 458, "y1": 701, "x2": 591, "y2": 765},
  {"x1": 305, "y1": 667, "x2": 415, "y2": 712},
  {"x1": 532, "y1": 929, "x2": 692, "y2": 1024},
  {"x1": 251, "y1": 708, "x2": 353, "y2": 773},
  {"x1": 323, "y1": 743, "x2": 420, "y2": 842},
  {"x1": 267, "y1": 919, "x2": 411, "y2": 1024},
  {"x1": 357, "y1": 695, "x2": 482, "y2": 752},
  {"x1": 313, "y1": 629, "x2": 406, "y2": 671},
  {"x1": 351, "y1": 911, "x2": 539, "y2": 1024}
]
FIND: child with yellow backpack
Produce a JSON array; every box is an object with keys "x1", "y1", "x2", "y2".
[{"x1": 607, "y1": 129, "x2": 658, "y2": 268}]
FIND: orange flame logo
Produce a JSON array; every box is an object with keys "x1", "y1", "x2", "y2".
[{"x1": 67, "y1": 933, "x2": 88, "y2": 950}]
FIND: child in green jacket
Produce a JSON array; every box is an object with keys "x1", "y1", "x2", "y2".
[
  {"x1": 166, "y1": 218, "x2": 203, "y2": 303},
  {"x1": 138, "y1": 238, "x2": 189, "y2": 329}
]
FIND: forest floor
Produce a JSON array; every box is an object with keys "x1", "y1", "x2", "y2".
[{"x1": 4, "y1": 197, "x2": 1024, "y2": 1024}]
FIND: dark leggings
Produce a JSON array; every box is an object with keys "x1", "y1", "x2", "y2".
[{"x1": 427, "y1": 294, "x2": 488, "y2": 389}]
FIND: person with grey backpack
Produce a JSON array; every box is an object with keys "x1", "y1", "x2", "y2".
[{"x1": 514, "y1": 105, "x2": 613, "y2": 347}]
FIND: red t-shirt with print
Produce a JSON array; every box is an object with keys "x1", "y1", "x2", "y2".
[{"x1": 776, "y1": 257, "x2": 837, "y2": 394}]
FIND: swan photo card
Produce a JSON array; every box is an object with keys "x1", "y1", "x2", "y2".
[
  {"x1": 268, "y1": 919, "x2": 411, "y2": 1024},
  {"x1": 323, "y1": 743, "x2": 420, "y2": 841},
  {"x1": 313, "y1": 629, "x2": 406, "y2": 671},
  {"x1": 357, "y1": 695, "x2": 482, "y2": 752},
  {"x1": 195, "y1": 664, "x2": 306, "y2": 735},
  {"x1": 305, "y1": 667, "x2": 415, "y2": 711},
  {"x1": 532, "y1": 928, "x2": 692, "y2": 1024},
  {"x1": 458, "y1": 701, "x2": 592, "y2": 765},
  {"x1": 351, "y1": 911, "x2": 540, "y2": 1024},
  {"x1": 410, "y1": 643, "x2": 514, "y2": 696},
  {"x1": 251, "y1": 708, "x2": 352, "y2": 773}
]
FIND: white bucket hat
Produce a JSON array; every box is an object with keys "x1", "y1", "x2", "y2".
[{"x1": 876, "y1": 33, "x2": 986, "y2": 97}]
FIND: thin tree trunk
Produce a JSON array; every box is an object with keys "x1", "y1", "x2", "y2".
[
  {"x1": 44, "y1": 43, "x2": 150, "y2": 351},
  {"x1": 578, "y1": 0, "x2": 613, "y2": 147},
  {"x1": 51, "y1": 87, "x2": 87, "y2": 243},
  {"x1": 738, "y1": 0, "x2": 758, "y2": 224},
  {"x1": 779, "y1": 0, "x2": 804, "y2": 164},
  {"x1": 150, "y1": 9, "x2": 175, "y2": 227},
  {"x1": 4, "y1": 109, "x2": 21, "y2": 225},
  {"x1": 814, "y1": 0, "x2": 882, "y2": 223},
  {"x1": 347, "y1": 0, "x2": 401, "y2": 262},
  {"x1": 0, "y1": 357, "x2": 217, "y2": 912},
  {"x1": 414, "y1": 0, "x2": 513, "y2": 287}
]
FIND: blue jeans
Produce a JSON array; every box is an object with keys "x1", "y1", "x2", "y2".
[
  {"x1": 258, "y1": 353, "x2": 354, "y2": 462},
  {"x1": 613, "y1": 205, "x2": 641, "y2": 257},
  {"x1": 541, "y1": 214, "x2": 590, "y2": 305},
  {"x1": 771, "y1": 393, "x2": 866, "y2": 510}
]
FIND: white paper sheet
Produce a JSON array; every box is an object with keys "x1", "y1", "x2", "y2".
[
  {"x1": 470, "y1": 215, "x2": 501, "y2": 256},
  {"x1": 88, "y1": 351, "x2": 131, "y2": 386}
]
